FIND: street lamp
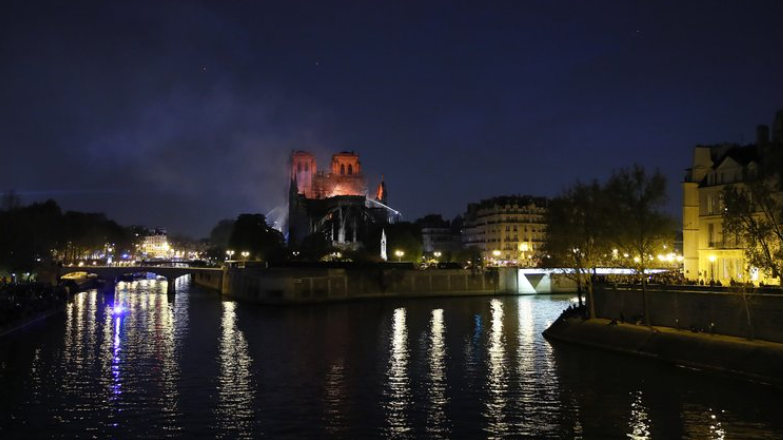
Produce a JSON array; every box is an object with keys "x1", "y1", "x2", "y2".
[
  {"x1": 492, "y1": 249, "x2": 501, "y2": 264},
  {"x1": 241, "y1": 251, "x2": 250, "y2": 261},
  {"x1": 226, "y1": 249, "x2": 235, "y2": 261},
  {"x1": 395, "y1": 250, "x2": 405, "y2": 262}
]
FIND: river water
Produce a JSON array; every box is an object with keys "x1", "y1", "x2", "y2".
[{"x1": 0, "y1": 278, "x2": 781, "y2": 439}]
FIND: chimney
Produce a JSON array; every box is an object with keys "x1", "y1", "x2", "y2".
[{"x1": 756, "y1": 124, "x2": 770, "y2": 146}]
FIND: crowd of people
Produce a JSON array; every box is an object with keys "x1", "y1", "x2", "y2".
[
  {"x1": 592, "y1": 271, "x2": 688, "y2": 286},
  {"x1": 557, "y1": 303, "x2": 587, "y2": 322},
  {"x1": 0, "y1": 282, "x2": 69, "y2": 332}
]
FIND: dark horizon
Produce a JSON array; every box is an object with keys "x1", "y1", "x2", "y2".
[{"x1": 2, "y1": 1, "x2": 783, "y2": 237}]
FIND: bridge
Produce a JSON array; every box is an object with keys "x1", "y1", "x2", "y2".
[{"x1": 57, "y1": 265, "x2": 224, "y2": 294}]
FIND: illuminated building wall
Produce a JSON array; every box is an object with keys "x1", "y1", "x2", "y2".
[
  {"x1": 462, "y1": 195, "x2": 547, "y2": 266},
  {"x1": 683, "y1": 111, "x2": 782, "y2": 285},
  {"x1": 140, "y1": 231, "x2": 171, "y2": 259}
]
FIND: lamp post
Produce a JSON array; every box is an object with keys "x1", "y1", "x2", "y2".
[
  {"x1": 241, "y1": 251, "x2": 250, "y2": 261},
  {"x1": 226, "y1": 250, "x2": 235, "y2": 261},
  {"x1": 492, "y1": 249, "x2": 501, "y2": 265},
  {"x1": 395, "y1": 250, "x2": 405, "y2": 262}
]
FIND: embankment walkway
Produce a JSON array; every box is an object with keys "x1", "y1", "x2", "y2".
[{"x1": 544, "y1": 318, "x2": 783, "y2": 388}]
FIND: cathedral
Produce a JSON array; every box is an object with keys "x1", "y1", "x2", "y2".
[{"x1": 287, "y1": 151, "x2": 400, "y2": 248}]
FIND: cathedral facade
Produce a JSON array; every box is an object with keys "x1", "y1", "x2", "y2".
[{"x1": 287, "y1": 151, "x2": 398, "y2": 248}]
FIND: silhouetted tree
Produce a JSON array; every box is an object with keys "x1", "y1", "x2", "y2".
[
  {"x1": 604, "y1": 165, "x2": 672, "y2": 325},
  {"x1": 1, "y1": 190, "x2": 22, "y2": 211},
  {"x1": 228, "y1": 214, "x2": 285, "y2": 261},
  {"x1": 721, "y1": 148, "x2": 783, "y2": 286},
  {"x1": 542, "y1": 180, "x2": 608, "y2": 315},
  {"x1": 455, "y1": 246, "x2": 483, "y2": 268},
  {"x1": 0, "y1": 199, "x2": 130, "y2": 272},
  {"x1": 365, "y1": 222, "x2": 423, "y2": 263},
  {"x1": 296, "y1": 232, "x2": 334, "y2": 261}
]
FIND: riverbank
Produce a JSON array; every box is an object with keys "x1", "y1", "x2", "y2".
[
  {"x1": 543, "y1": 317, "x2": 783, "y2": 388},
  {"x1": 222, "y1": 267, "x2": 538, "y2": 304},
  {"x1": 0, "y1": 283, "x2": 75, "y2": 338}
]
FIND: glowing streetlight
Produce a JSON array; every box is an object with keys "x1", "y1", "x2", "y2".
[
  {"x1": 241, "y1": 251, "x2": 250, "y2": 260},
  {"x1": 434, "y1": 251, "x2": 442, "y2": 258},
  {"x1": 394, "y1": 250, "x2": 405, "y2": 262},
  {"x1": 226, "y1": 249, "x2": 235, "y2": 260}
]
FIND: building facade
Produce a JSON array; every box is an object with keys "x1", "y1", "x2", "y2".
[
  {"x1": 416, "y1": 214, "x2": 462, "y2": 257},
  {"x1": 139, "y1": 228, "x2": 171, "y2": 259},
  {"x1": 462, "y1": 195, "x2": 547, "y2": 266},
  {"x1": 683, "y1": 111, "x2": 783, "y2": 285}
]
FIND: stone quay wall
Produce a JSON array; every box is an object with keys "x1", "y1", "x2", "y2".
[
  {"x1": 224, "y1": 267, "x2": 521, "y2": 304},
  {"x1": 594, "y1": 285, "x2": 783, "y2": 344},
  {"x1": 192, "y1": 268, "x2": 228, "y2": 293}
]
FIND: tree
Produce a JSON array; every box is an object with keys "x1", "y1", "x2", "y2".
[
  {"x1": 542, "y1": 181, "x2": 607, "y2": 316},
  {"x1": 722, "y1": 185, "x2": 783, "y2": 283},
  {"x1": 1, "y1": 190, "x2": 22, "y2": 211},
  {"x1": 366, "y1": 222, "x2": 423, "y2": 263},
  {"x1": 455, "y1": 246, "x2": 483, "y2": 268},
  {"x1": 604, "y1": 165, "x2": 672, "y2": 325},
  {"x1": 296, "y1": 232, "x2": 334, "y2": 261},
  {"x1": 209, "y1": 219, "x2": 235, "y2": 249},
  {"x1": 721, "y1": 151, "x2": 783, "y2": 286},
  {"x1": 228, "y1": 214, "x2": 285, "y2": 262}
]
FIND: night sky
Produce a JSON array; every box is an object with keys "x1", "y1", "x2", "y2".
[{"x1": 2, "y1": 1, "x2": 782, "y2": 237}]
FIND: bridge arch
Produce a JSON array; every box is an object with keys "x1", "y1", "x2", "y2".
[{"x1": 57, "y1": 266, "x2": 197, "y2": 294}]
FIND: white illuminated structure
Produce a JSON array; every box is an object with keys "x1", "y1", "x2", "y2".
[{"x1": 381, "y1": 229, "x2": 388, "y2": 261}]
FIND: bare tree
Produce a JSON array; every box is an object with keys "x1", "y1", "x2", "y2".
[
  {"x1": 1, "y1": 190, "x2": 22, "y2": 211},
  {"x1": 604, "y1": 165, "x2": 672, "y2": 326},
  {"x1": 722, "y1": 160, "x2": 783, "y2": 286},
  {"x1": 543, "y1": 181, "x2": 608, "y2": 317}
]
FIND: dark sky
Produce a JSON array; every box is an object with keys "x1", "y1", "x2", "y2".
[{"x1": 2, "y1": 1, "x2": 782, "y2": 237}]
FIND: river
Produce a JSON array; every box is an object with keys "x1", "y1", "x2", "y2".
[{"x1": 0, "y1": 278, "x2": 781, "y2": 439}]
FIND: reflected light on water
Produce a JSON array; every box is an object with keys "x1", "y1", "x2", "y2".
[
  {"x1": 427, "y1": 308, "x2": 449, "y2": 438},
  {"x1": 385, "y1": 307, "x2": 411, "y2": 438},
  {"x1": 215, "y1": 301, "x2": 255, "y2": 439},
  {"x1": 628, "y1": 390, "x2": 651, "y2": 440},
  {"x1": 5, "y1": 291, "x2": 783, "y2": 438},
  {"x1": 485, "y1": 298, "x2": 509, "y2": 437},
  {"x1": 324, "y1": 359, "x2": 346, "y2": 435},
  {"x1": 708, "y1": 408, "x2": 726, "y2": 440}
]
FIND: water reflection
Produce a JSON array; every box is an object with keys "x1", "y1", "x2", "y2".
[
  {"x1": 708, "y1": 408, "x2": 726, "y2": 440},
  {"x1": 682, "y1": 404, "x2": 730, "y2": 440},
  {"x1": 215, "y1": 301, "x2": 256, "y2": 439},
  {"x1": 516, "y1": 297, "x2": 565, "y2": 437},
  {"x1": 485, "y1": 298, "x2": 509, "y2": 437},
  {"x1": 464, "y1": 313, "x2": 484, "y2": 386},
  {"x1": 427, "y1": 309, "x2": 449, "y2": 438},
  {"x1": 324, "y1": 359, "x2": 346, "y2": 435},
  {"x1": 385, "y1": 307, "x2": 411, "y2": 438},
  {"x1": 4, "y1": 293, "x2": 783, "y2": 439},
  {"x1": 628, "y1": 390, "x2": 651, "y2": 440},
  {"x1": 62, "y1": 290, "x2": 101, "y2": 426}
]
